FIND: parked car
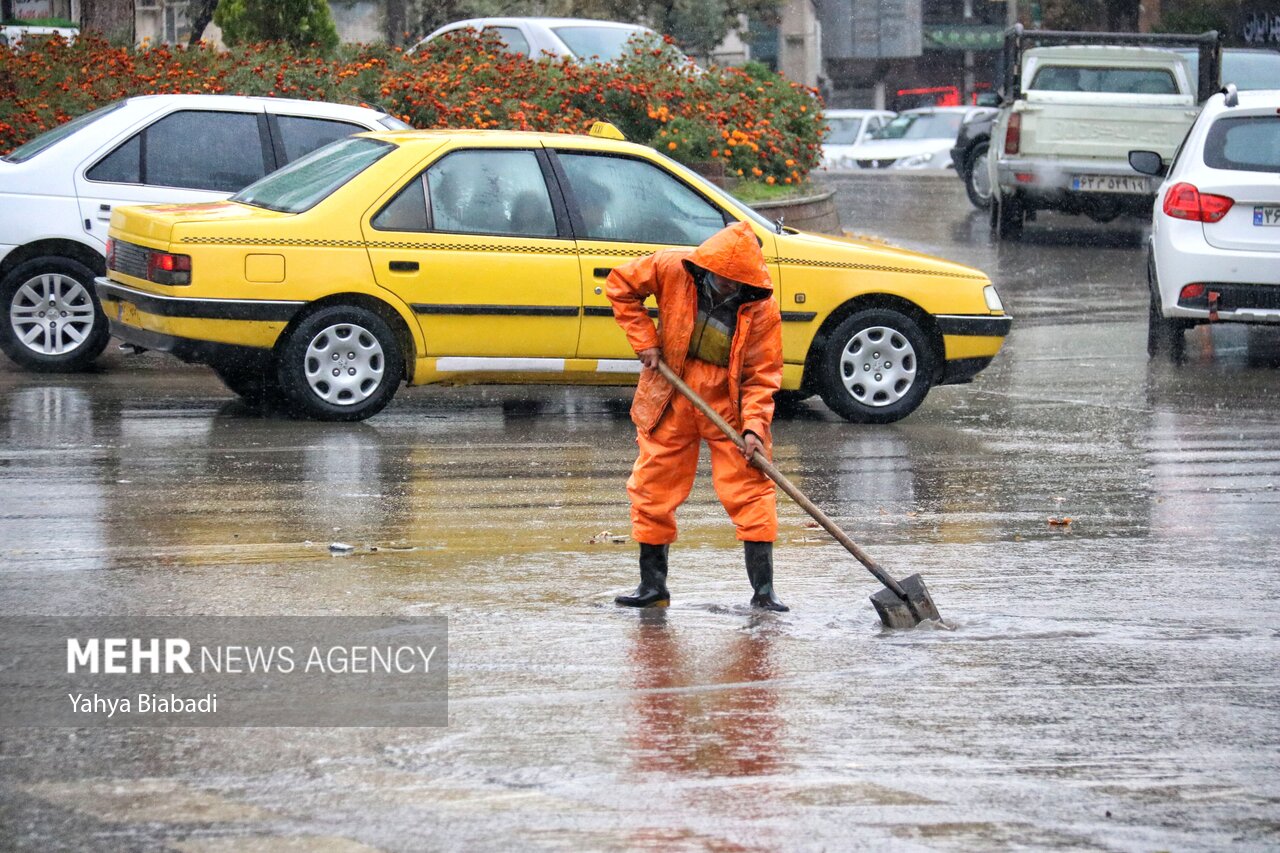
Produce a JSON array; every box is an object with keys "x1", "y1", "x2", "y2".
[
  {"x1": 1130, "y1": 86, "x2": 1280, "y2": 361},
  {"x1": 95, "y1": 123, "x2": 1010, "y2": 424},
  {"x1": 0, "y1": 94, "x2": 410, "y2": 372},
  {"x1": 845, "y1": 106, "x2": 995, "y2": 170},
  {"x1": 0, "y1": 23, "x2": 77, "y2": 49},
  {"x1": 409, "y1": 17, "x2": 677, "y2": 64},
  {"x1": 820, "y1": 109, "x2": 896, "y2": 169}
]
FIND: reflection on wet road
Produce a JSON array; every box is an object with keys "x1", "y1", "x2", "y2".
[{"x1": 1, "y1": 175, "x2": 1277, "y2": 851}]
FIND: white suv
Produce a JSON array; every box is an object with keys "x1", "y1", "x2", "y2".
[
  {"x1": 1131, "y1": 87, "x2": 1280, "y2": 360},
  {"x1": 0, "y1": 95, "x2": 408, "y2": 371},
  {"x1": 410, "y1": 17, "x2": 670, "y2": 64}
]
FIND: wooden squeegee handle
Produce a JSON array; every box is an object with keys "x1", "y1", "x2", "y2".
[{"x1": 656, "y1": 360, "x2": 908, "y2": 599}]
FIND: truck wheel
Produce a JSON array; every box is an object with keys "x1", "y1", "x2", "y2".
[
  {"x1": 991, "y1": 192, "x2": 1024, "y2": 240},
  {"x1": 817, "y1": 309, "x2": 933, "y2": 424},
  {"x1": 1, "y1": 256, "x2": 110, "y2": 372},
  {"x1": 964, "y1": 142, "x2": 992, "y2": 210},
  {"x1": 212, "y1": 358, "x2": 284, "y2": 407},
  {"x1": 277, "y1": 305, "x2": 404, "y2": 421}
]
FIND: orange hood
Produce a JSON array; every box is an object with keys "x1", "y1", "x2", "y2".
[{"x1": 683, "y1": 221, "x2": 773, "y2": 293}]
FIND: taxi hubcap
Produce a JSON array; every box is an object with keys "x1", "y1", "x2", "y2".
[
  {"x1": 839, "y1": 326, "x2": 916, "y2": 408},
  {"x1": 303, "y1": 323, "x2": 384, "y2": 406},
  {"x1": 9, "y1": 273, "x2": 96, "y2": 356}
]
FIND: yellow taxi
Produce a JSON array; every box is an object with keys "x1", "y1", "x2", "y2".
[{"x1": 94, "y1": 124, "x2": 1010, "y2": 422}]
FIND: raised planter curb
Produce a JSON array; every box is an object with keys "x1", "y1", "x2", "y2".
[{"x1": 748, "y1": 188, "x2": 841, "y2": 235}]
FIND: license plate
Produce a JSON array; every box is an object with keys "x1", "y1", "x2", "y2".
[
  {"x1": 1072, "y1": 174, "x2": 1151, "y2": 193},
  {"x1": 1254, "y1": 205, "x2": 1280, "y2": 226}
]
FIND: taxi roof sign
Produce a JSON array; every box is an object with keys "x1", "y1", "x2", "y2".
[{"x1": 588, "y1": 121, "x2": 626, "y2": 141}]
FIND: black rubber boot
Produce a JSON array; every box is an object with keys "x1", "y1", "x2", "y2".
[
  {"x1": 745, "y1": 541, "x2": 789, "y2": 612},
  {"x1": 615, "y1": 543, "x2": 670, "y2": 608}
]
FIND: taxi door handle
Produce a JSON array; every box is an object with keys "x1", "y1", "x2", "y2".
[
  {"x1": 389, "y1": 260, "x2": 419, "y2": 272},
  {"x1": 593, "y1": 267, "x2": 613, "y2": 278},
  {"x1": 96, "y1": 203, "x2": 112, "y2": 221}
]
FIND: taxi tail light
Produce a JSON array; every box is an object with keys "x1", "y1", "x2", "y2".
[
  {"x1": 105, "y1": 238, "x2": 116, "y2": 270},
  {"x1": 147, "y1": 250, "x2": 192, "y2": 285},
  {"x1": 1180, "y1": 284, "x2": 1206, "y2": 301},
  {"x1": 1162, "y1": 182, "x2": 1234, "y2": 223},
  {"x1": 1004, "y1": 112, "x2": 1021, "y2": 155}
]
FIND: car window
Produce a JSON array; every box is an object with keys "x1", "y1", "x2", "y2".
[
  {"x1": 150, "y1": 110, "x2": 268, "y2": 191},
  {"x1": 1203, "y1": 116, "x2": 1280, "y2": 174},
  {"x1": 873, "y1": 112, "x2": 963, "y2": 141},
  {"x1": 826, "y1": 116, "x2": 865, "y2": 145},
  {"x1": 86, "y1": 109, "x2": 267, "y2": 191},
  {"x1": 558, "y1": 152, "x2": 725, "y2": 246},
  {"x1": 485, "y1": 26, "x2": 529, "y2": 55},
  {"x1": 234, "y1": 137, "x2": 393, "y2": 213},
  {"x1": 276, "y1": 115, "x2": 365, "y2": 163},
  {"x1": 1030, "y1": 65, "x2": 1177, "y2": 95},
  {"x1": 4, "y1": 101, "x2": 126, "y2": 163},
  {"x1": 550, "y1": 25, "x2": 642, "y2": 62},
  {"x1": 86, "y1": 134, "x2": 141, "y2": 183},
  {"x1": 425, "y1": 149, "x2": 556, "y2": 237},
  {"x1": 372, "y1": 176, "x2": 430, "y2": 232}
]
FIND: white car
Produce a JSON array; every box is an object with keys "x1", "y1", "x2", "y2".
[
  {"x1": 410, "y1": 17, "x2": 672, "y2": 64},
  {"x1": 847, "y1": 106, "x2": 995, "y2": 170},
  {"x1": 1131, "y1": 87, "x2": 1280, "y2": 360},
  {"x1": 0, "y1": 24, "x2": 78, "y2": 49},
  {"x1": 821, "y1": 109, "x2": 896, "y2": 169},
  {"x1": 0, "y1": 94, "x2": 409, "y2": 371}
]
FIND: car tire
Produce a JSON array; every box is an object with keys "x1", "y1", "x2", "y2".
[
  {"x1": 991, "y1": 191, "x2": 1024, "y2": 240},
  {"x1": 0, "y1": 256, "x2": 110, "y2": 372},
  {"x1": 773, "y1": 389, "x2": 812, "y2": 412},
  {"x1": 1146, "y1": 261, "x2": 1187, "y2": 362},
  {"x1": 964, "y1": 142, "x2": 992, "y2": 210},
  {"x1": 816, "y1": 309, "x2": 933, "y2": 424},
  {"x1": 277, "y1": 305, "x2": 404, "y2": 421},
  {"x1": 212, "y1": 358, "x2": 285, "y2": 407}
]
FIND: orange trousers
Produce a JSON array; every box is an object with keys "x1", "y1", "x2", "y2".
[{"x1": 627, "y1": 358, "x2": 777, "y2": 545}]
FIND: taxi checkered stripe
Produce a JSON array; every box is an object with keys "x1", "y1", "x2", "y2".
[{"x1": 769, "y1": 256, "x2": 987, "y2": 280}]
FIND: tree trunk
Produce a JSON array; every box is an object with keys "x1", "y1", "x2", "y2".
[
  {"x1": 1, "y1": 0, "x2": 15, "y2": 24},
  {"x1": 81, "y1": 0, "x2": 136, "y2": 44},
  {"x1": 187, "y1": 0, "x2": 218, "y2": 46},
  {"x1": 386, "y1": 0, "x2": 405, "y2": 46}
]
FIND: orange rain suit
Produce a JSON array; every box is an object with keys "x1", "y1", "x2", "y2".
[{"x1": 607, "y1": 222, "x2": 784, "y2": 545}]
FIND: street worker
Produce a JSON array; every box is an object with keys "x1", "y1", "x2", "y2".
[{"x1": 607, "y1": 220, "x2": 787, "y2": 612}]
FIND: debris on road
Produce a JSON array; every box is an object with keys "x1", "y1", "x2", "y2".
[
  {"x1": 329, "y1": 542, "x2": 356, "y2": 555},
  {"x1": 587, "y1": 530, "x2": 628, "y2": 545}
]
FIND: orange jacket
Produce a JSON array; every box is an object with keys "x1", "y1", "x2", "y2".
[{"x1": 607, "y1": 222, "x2": 783, "y2": 440}]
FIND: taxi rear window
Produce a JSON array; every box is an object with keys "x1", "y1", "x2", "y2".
[
  {"x1": 1204, "y1": 116, "x2": 1280, "y2": 174},
  {"x1": 233, "y1": 137, "x2": 393, "y2": 213}
]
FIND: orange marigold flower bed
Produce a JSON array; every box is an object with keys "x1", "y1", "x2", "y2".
[{"x1": 0, "y1": 31, "x2": 826, "y2": 182}]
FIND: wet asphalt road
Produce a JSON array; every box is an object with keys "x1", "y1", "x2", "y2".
[{"x1": 2, "y1": 173, "x2": 1279, "y2": 851}]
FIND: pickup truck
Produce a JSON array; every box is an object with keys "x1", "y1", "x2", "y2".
[{"x1": 988, "y1": 27, "x2": 1220, "y2": 239}]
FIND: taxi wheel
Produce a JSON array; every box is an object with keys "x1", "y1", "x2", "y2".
[
  {"x1": 212, "y1": 359, "x2": 285, "y2": 408},
  {"x1": 1147, "y1": 290, "x2": 1187, "y2": 363},
  {"x1": 817, "y1": 309, "x2": 933, "y2": 424},
  {"x1": 0, "y1": 256, "x2": 110, "y2": 372},
  {"x1": 277, "y1": 305, "x2": 404, "y2": 422}
]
